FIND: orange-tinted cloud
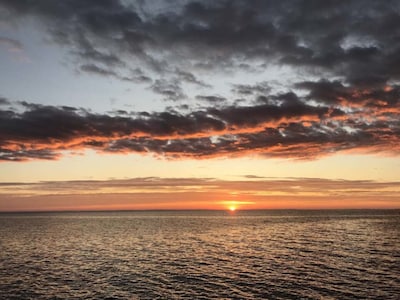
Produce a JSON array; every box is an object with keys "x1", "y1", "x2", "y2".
[
  {"x1": 0, "y1": 177, "x2": 399, "y2": 211},
  {"x1": 1, "y1": 85, "x2": 400, "y2": 162}
]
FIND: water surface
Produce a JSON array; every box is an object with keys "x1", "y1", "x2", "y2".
[{"x1": 1, "y1": 210, "x2": 399, "y2": 299}]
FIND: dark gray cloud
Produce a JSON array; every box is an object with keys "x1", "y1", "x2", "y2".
[
  {"x1": 150, "y1": 79, "x2": 186, "y2": 101},
  {"x1": 175, "y1": 69, "x2": 210, "y2": 88},
  {"x1": 295, "y1": 80, "x2": 349, "y2": 105},
  {"x1": 195, "y1": 95, "x2": 226, "y2": 103},
  {"x1": 2, "y1": 0, "x2": 400, "y2": 91},
  {"x1": 0, "y1": 97, "x2": 10, "y2": 105},
  {"x1": 79, "y1": 63, "x2": 152, "y2": 83},
  {"x1": 1, "y1": 87, "x2": 399, "y2": 161},
  {"x1": 80, "y1": 63, "x2": 119, "y2": 77},
  {"x1": 0, "y1": 148, "x2": 59, "y2": 161},
  {"x1": 296, "y1": 80, "x2": 400, "y2": 108},
  {"x1": 232, "y1": 82, "x2": 271, "y2": 96}
]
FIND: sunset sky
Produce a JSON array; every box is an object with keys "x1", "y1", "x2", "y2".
[{"x1": 1, "y1": 0, "x2": 400, "y2": 211}]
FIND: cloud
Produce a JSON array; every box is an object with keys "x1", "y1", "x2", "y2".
[
  {"x1": 0, "y1": 97, "x2": 10, "y2": 105},
  {"x1": 80, "y1": 63, "x2": 119, "y2": 77},
  {"x1": 0, "y1": 177, "x2": 399, "y2": 211},
  {"x1": 195, "y1": 95, "x2": 227, "y2": 103},
  {"x1": 79, "y1": 63, "x2": 152, "y2": 83},
  {"x1": 1, "y1": 176, "x2": 399, "y2": 194},
  {"x1": 296, "y1": 79, "x2": 400, "y2": 109},
  {"x1": 175, "y1": 69, "x2": 210, "y2": 88},
  {"x1": 0, "y1": 86, "x2": 399, "y2": 161},
  {"x1": 232, "y1": 82, "x2": 271, "y2": 96},
  {"x1": 2, "y1": 0, "x2": 400, "y2": 91},
  {"x1": 150, "y1": 79, "x2": 186, "y2": 101}
]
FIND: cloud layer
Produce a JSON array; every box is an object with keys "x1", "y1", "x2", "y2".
[
  {"x1": 1, "y1": 86, "x2": 400, "y2": 161},
  {"x1": 1, "y1": 176, "x2": 399, "y2": 211},
  {"x1": 2, "y1": 0, "x2": 400, "y2": 85},
  {"x1": 1, "y1": 1, "x2": 400, "y2": 161}
]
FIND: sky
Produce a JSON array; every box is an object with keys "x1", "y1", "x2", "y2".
[{"x1": 0, "y1": 0, "x2": 400, "y2": 211}]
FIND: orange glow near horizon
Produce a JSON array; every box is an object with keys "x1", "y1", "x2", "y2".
[
  {"x1": 0, "y1": 177, "x2": 399, "y2": 212},
  {"x1": 0, "y1": 194, "x2": 399, "y2": 212}
]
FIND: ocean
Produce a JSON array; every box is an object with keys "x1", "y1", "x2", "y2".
[{"x1": 0, "y1": 210, "x2": 399, "y2": 299}]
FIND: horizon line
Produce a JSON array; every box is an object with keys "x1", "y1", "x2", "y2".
[{"x1": 1, "y1": 208, "x2": 399, "y2": 214}]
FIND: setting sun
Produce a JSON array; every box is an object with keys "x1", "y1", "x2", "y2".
[{"x1": 219, "y1": 200, "x2": 255, "y2": 212}]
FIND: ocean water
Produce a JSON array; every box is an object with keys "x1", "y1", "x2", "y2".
[{"x1": 0, "y1": 210, "x2": 399, "y2": 299}]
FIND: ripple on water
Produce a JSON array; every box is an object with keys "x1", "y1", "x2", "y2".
[{"x1": 0, "y1": 210, "x2": 399, "y2": 299}]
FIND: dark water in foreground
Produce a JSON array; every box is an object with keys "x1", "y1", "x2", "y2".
[{"x1": 0, "y1": 210, "x2": 399, "y2": 299}]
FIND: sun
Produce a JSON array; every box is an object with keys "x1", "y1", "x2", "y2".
[{"x1": 220, "y1": 200, "x2": 251, "y2": 212}]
